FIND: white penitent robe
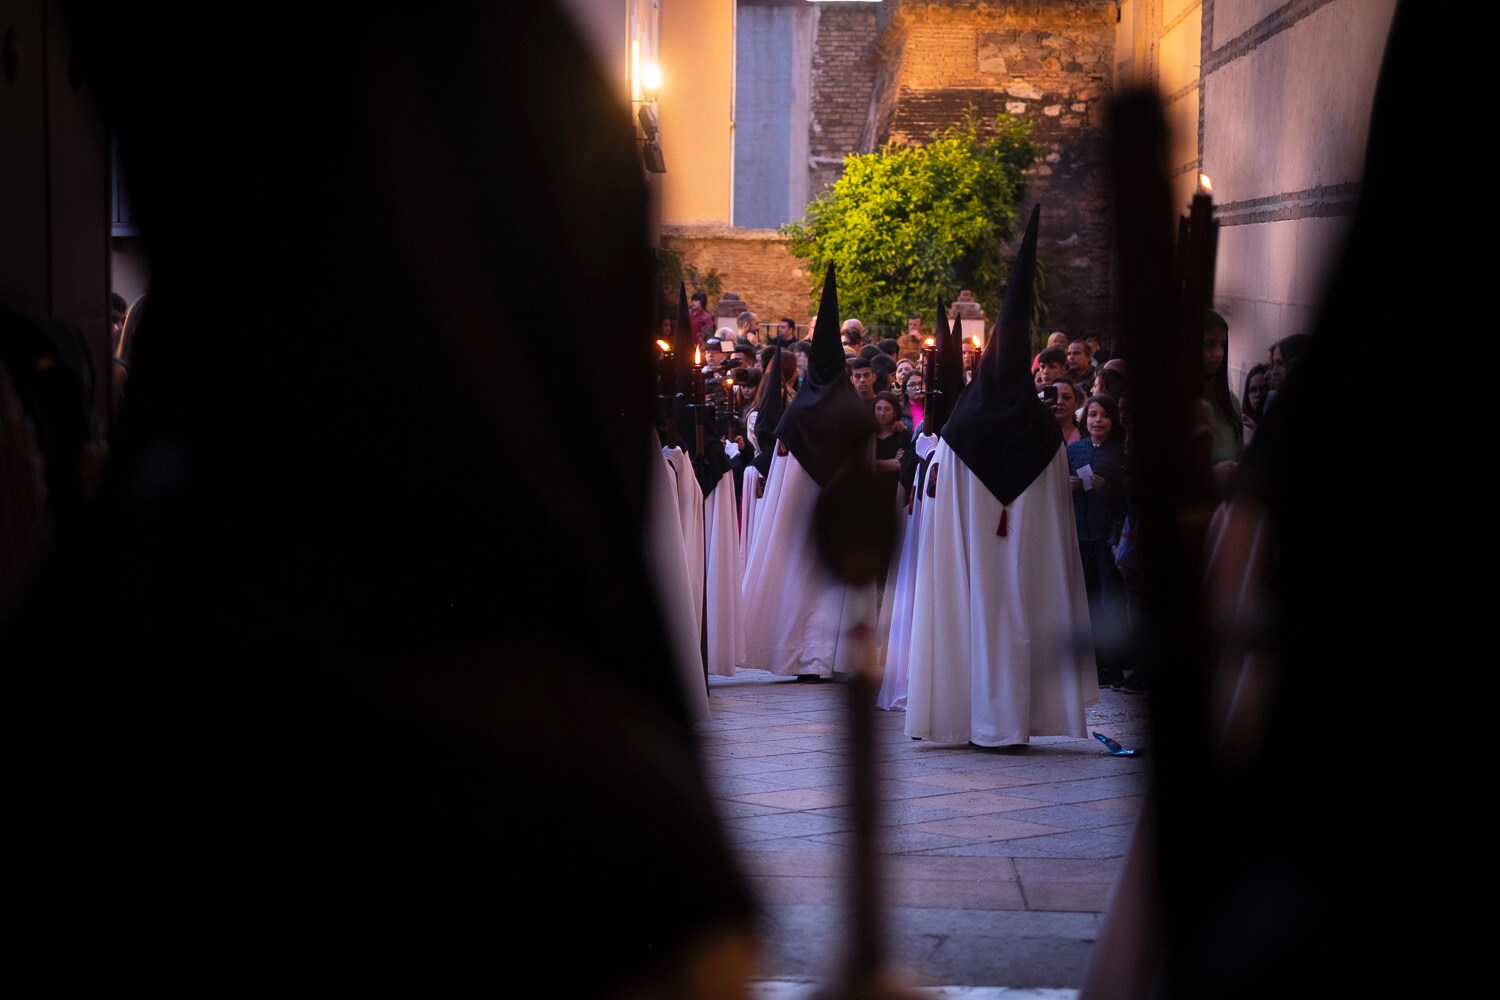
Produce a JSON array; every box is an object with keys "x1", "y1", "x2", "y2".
[
  {"x1": 704, "y1": 469, "x2": 745, "y2": 676},
  {"x1": 664, "y1": 446, "x2": 706, "y2": 637},
  {"x1": 738, "y1": 465, "x2": 764, "y2": 579},
  {"x1": 904, "y1": 442, "x2": 1098, "y2": 746},
  {"x1": 740, "y1": 450, "x2": 877, "y2": 677},
  {"x1": 645, "y1": 435, "x2": 709, "y2": 722},
  {"x1": 875, "y1": 432, "x2": 940, "y2": 711}
]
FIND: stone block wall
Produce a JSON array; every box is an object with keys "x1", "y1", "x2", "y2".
[
  {"x1": 660, "y1": 223, "x2": 817, "y2": 333},
  {"x1": 861, "y1": 0, "x2": 1117, "y2": 337}
]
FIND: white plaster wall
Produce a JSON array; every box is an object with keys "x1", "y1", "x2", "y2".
[
  {"x1": 1165, "y1": 89, "x2": 1200, "y2": 171},
  {"x1": 661, "y1": 0, "x2": 736, "y2": 224},
  {"x1": 1158, "y1": 9, "x2": 1202, "y2": 95},
  {"x1": 1212, "y1": 0, "x2": 1289, "y2": 48},
  {"x1": 1163, "y1": 0, "x2": 1199, "y2": 26},
  {"x1": 1115, "y1": 0, "x2": 1136, "y2": 84},
  {"x1": 1216, "y1": 214, "x2": 1356, "y2": 388},
  {"x1": 1204, "y1": 0, "x2": 1395, "y2": 204},
  {"x1": 1204, "y1": 0, "x2": 1397, "y2": 381}
]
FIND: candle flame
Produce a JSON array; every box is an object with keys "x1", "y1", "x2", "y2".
[
  {"x1": 971, "y1": 336, "x2": 982, "y2": 349},
  {"x1": 656, "y1": 339, "x2": 671, "y2": 352},
  {"x1": 1199, "y1": 173, "x2": 1213, "y2": 193},
  {"x1": 923, "y1": 337, "x2": 935, "y2": 348},
  {"x1": 725, "y1": 378, "x2": 734, "y2": 387},
  {"x1": 694, "y1": 347, "x2": 701, "y2": 365}
]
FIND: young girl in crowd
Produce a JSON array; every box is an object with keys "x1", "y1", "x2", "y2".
[
  {"x1": 901, "y1": 373, "x2": 925, "y2": 432},
  {"x1": 1068, "y1": 394, "x2": 1129, "y2": 688}
]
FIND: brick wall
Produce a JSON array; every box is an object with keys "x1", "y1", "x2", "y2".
[
  {"x1": 660, "y1": 223, "x2": 818, "y2": 331},
  {"x1": 863, "y1": 0, "x2": 1117, "y2": 336},
  {"x1": 808, "y1": 5, "x2": 880, "y2": 201}
]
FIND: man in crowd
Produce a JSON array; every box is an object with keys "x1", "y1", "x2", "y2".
[
  {"x1": 1066, "y1": 339, "x2": 1096, "y2": 395},
  {"x1": 736, "y1": 310, "x2": 761, "y2": 349},
  {"x1": 1086, "y1": 332, "x2": 1111, "y2": 365},
  {"x1": 775, "y1": 316, "x2": 799, "y2": 346},
  {"x1": 703, "y1": 336, "x2": 725, "y2": 371},
  {"x1": 849, "y1": 356, "x2": 877, "y2": 402},
  {"x1": 1036, "y1": 347, "x2": 1068, "y2": 386}
]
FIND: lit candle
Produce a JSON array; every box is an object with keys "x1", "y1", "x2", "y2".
[
  {"x1": 920, "y1": 337, "x2": 937, "y2": 408},
  {"x1": 693, "y1": 346, "x2": 705, "y2": 406}
]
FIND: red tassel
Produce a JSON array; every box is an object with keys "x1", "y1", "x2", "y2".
[
  {"x1": 997, "y1": 507, "x2": 1008, "y2": 537},
  {"x1": 927, "y1": 463, "x2": 939, "y2": 498}
]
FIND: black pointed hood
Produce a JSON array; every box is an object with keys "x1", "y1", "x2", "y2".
[
  {"x1": 672, "y1": 283, "x2": 696, "y2": 397},
  {"x1": 898, "y1": 294, "x2": 964, "y2": 494},
  {"x1": 773, "y1": 262, "x2": 877, "y2": 487},
  {"x1": 940, "y1": 205, "x2": 1061, "y2": 506},
  {"x1": 927, "y1": 293, "x2": 965, "y2": 437}
]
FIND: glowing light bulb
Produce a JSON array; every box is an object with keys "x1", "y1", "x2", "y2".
[{"x1": 641, "y1": 60, "x2": 662, "y2": 98}]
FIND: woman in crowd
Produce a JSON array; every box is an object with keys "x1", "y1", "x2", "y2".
[
  {"x1": 873, "y1": 391, "x2": 910, "y2": 475},
  {"x1": 744, "y1": 350, "x2": 795, "y2": 455},
  {"x1": 1093, "y1": 360, "x2": 1126, "y2": 401},
  {"x1": 872, "y1": 390, "x2": 911, "y2": 590},
  {"x1": 1052, "y1": 378, "x2": 1083, "y2": 444},
  {"x1": 1240, "y1": 362, "x2": 1268, "y2": 447},
  {"x1": 901, "y1": 372, "x2": 926, "y2": 433},
  {"x1": 1202, "y1": 310, "x2": 1243, "y2": 481}
]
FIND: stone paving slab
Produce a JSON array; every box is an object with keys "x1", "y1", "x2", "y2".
[{"x1": 702, "y1": 670, "x2": 1150, "y2": 992}]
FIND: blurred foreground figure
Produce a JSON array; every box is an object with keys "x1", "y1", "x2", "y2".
[
  {"x1": 10, "y1": 3, "x2": 755, "y2": 993},
  {"x1": 1082, "y1": 3, "x2": 1455, "y2": 996},
  {"x1": 740, "y1": 264, "x2": 878, "y2": 679}
]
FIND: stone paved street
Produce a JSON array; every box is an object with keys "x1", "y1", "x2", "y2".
[{"x1": 699, "y1": 670, "x2": 1153, "y2": 994}]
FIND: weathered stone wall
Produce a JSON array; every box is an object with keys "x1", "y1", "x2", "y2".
[
  {"x1": 808, "y1": 5, "x2": 880, "y2": 201},
  {"x1": 861, "y1": 0, "x2": 1117, "y2": 336},
  {"x1": 660, "y1": 223, "x2": 817, "y2": 332}
]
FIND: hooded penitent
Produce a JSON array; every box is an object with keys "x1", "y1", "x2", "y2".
[
  {"x1": 671, "y1": 282, "x2": 731, "y2": 496},
  {"x1": 898, "y1": 294, "x2": 965, "y2": 495},
  {"x1": 772, "y1": 262, "x2": 877, "y2": 487},
  {"x1": 939, "y1": 205, "x2": 1059, "y2": 508}
]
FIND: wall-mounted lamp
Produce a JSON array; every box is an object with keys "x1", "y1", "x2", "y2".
[
  {"x1": 641, "y1": 59, "x2": 661, "y2": 103},
  {"x1": 642, "y1": 140, "x2": 666, "y2": 174},
  {"x1": 638, "y1": 104, "x2": 659, "y2": 141},
  {"x1": 638, "y1": 102, "x2": 665, "y2": 173}
]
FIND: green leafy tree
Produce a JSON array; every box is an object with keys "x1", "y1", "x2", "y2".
[{"x1": 781, "y1": 111, "x2": 1042, "y2": 330}]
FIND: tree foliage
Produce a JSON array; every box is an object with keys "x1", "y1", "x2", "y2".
[
  {"x1": 781, "y1": 112, "x2": 1042, "y2": 330},
  {"x1": 652, "y1": 248, "x2": 722, "y2": 326}
]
